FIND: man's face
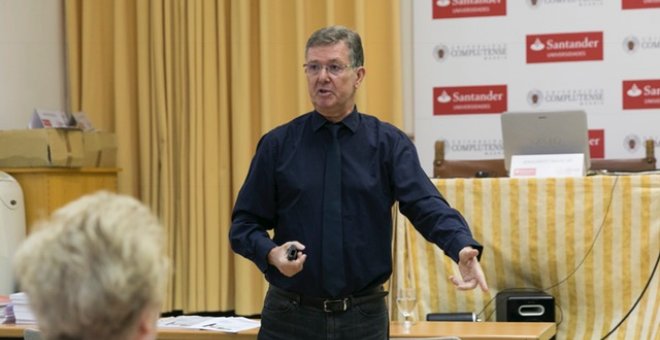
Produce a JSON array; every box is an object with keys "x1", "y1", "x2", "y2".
[{"x1": 305, "y1": 42, "x2": 365, "y2": 122}]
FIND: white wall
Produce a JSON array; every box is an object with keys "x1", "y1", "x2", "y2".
[{"x1": 0, "y1": 0, "x2": 65, "y2": 130}]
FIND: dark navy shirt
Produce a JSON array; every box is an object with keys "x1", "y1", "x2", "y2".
[{"x1": 229, "y1": 109, "x2": 482, "y2": 298}]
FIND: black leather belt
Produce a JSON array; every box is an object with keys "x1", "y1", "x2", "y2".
[{"x1": 270, "y1": 285, "x2": 388, "y2": 313}]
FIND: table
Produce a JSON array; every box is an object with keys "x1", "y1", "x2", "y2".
[
  {"x1": 389, "y1": 321, "x2": 555, "y2": 339},
  {"x1": 0, "y1": 321, "x2": 555, "y2": 340},
  {"x1": 392, "y1": 174, "x2": 660, "y2": 340}
]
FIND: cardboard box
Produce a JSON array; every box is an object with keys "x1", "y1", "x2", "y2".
[
  {"x1": 0, "y1": 129, "x2": 84, "y2": 167},
  {"x1": 82, "y1": 131, "x2": 117, "y2": 167}
]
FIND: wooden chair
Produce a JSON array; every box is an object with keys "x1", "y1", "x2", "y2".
[
  {"x1": 433, "y1": 139, "x2": 657, "y2": 178},
  {"x1": 589, "y1": 139, "x2": 656, "y2": 173}
]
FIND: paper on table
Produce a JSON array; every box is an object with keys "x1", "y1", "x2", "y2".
[
  {"x1": 158, "y1": 316, "x2": 260, "y2": 333},
  {"x1": 158, "y1": 315, "x2": 210, "y2": 328}
]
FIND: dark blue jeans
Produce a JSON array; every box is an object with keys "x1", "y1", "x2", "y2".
[{"x1": 258, "y1": 286, "x2": 389, "y2": 340}]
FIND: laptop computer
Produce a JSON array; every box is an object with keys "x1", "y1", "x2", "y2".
[{"x1": 500, "y1": 110, "x2": 590, "y2": 172}]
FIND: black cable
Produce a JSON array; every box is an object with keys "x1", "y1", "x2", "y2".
[
  {"x1": 477, "y1": 176, "x2": 620, "y2": 324},
  {"x1": 555, "y1": 300, "x2": 564, "y2": 327},
  {"x1": 477, "y1": 174, "x2": 659, "y2": 340},
  {"x1": 475, "y1": 293, "x2": 496, "y2": 320},
  {"x1": 542, "y1": 176, "x2": 619, "y2": 292},
  {"x1": 483, "y1": 305, "x2": 495, "y2": 322},
  {"x1": 600, "y1": 249, "x2": 660, "y2": 339},
  {"x1": 480, "y1": 175, "x2": 658, "y2": 339}
]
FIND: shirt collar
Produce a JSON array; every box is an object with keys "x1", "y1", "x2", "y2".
[{"x1": 311, "y1": 107, "x2": 359, "y2": 133}]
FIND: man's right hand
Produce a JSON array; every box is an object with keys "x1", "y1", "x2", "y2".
[{"x1": 267, "y1": 241, "x2": 307, "y2": 277}]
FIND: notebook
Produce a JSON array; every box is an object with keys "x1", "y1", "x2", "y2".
[{"x1": 500, "y1": 110, "x2": 590, "y2": 172}]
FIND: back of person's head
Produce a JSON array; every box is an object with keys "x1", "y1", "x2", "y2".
[
  {"x1": 13, "y1": 191, "x2": 169, "y2": 340},
  {"x1": 305, "y1": 25, "x2": 364, "y2": 67}
]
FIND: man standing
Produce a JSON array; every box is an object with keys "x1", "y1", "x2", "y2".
[{"x1": 230, "y1": 25, "x2": 488, "y2": 340}]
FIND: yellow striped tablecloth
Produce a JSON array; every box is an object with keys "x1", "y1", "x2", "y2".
[{"x1": 392, "y1": 174, "x2": 660, "y2": 340}]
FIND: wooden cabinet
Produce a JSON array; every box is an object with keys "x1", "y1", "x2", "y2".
[{"x1": 0, "y1": 168, "x2": 119, "y2": 233}]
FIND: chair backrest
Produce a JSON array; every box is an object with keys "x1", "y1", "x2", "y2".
[
  {"x1": 589, "y1": 139, "x2": 656, "y2": 173},
  {"x1": 433, "y1": 140, "x2": 507, "y2": 178}
]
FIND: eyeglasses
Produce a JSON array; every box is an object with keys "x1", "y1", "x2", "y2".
[{"x1": 303, "y1": 63, "x2": 352, "y2": 76}]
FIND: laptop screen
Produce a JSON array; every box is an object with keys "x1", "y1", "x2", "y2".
[{"x1": 500, "y1": 110, "x2": 591, "y2": 172}]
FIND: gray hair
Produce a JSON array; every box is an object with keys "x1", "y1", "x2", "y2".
[
  {"x1": 305, "y1": 25, "x2": 364, "y2": 67},
  {"x1": 13, "y1": 191, "x2": 169, "y2": 340}
]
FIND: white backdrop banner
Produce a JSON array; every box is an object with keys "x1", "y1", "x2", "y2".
[{"x1": 413, "y1": 0, "x2": 660, "y2": 176}]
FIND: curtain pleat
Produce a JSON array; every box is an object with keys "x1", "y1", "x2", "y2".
[{"x1": 64, "y1": 0, "x2": 402, "y2": 315}]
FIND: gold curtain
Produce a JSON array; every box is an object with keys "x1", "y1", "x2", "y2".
[{"x1": 64, "y1": 0, "x2": 402, "y2": 315}]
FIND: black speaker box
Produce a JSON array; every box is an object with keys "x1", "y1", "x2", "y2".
[{"x1": 496, "y1": 290, "x2": 555, "y2": 322}]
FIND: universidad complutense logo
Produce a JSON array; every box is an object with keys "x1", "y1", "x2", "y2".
[
  {"x1": 623, "y1": 35, "x2": 660, "y2": 54},
  {"x1": 526, "y1": 31, "x2": 603, "y2": 63},
  {"x1": 526, "y1": 87, "x2": 604, "y2": 108},
  {"x1": 622, "y1": 79, "x2": 660, "y2": 109},
  {"x1": 433, "y1": 43, "x2": 507, "y2": 62},
  {"x1": 432, "y1": 0, "x2": 506, "y2": 19},
  {"x1": 588, "y1": 129, "x2": 604, "y2": 159},
  {"x1": 622, "y1": 0, "x2": 660, "y2": 9},
  {"x1": 433, "y1": 85, "x2": 507, "y2": 115}
]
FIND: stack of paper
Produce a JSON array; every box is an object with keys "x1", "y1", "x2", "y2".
[
  {"x1": 0, "y1": 295, "x2": 12, "y2": 324},
  {"x1": 158, "y1": 315, "x2": 260, "y2": 333},
  {"x1": 9, "y1": 292, "x2": 36, "y2": 324}
]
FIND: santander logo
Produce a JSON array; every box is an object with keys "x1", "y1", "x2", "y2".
[
  {"x1": 433, "y1": 85, "x2": 507, "y2": 115},
  {"x1": 527, "y1": 32, "x2": 603, "y2": 63},
  {"x1": 432, "y1": 0, "x2": 506, "y2": 19},
  {"x1": 622, "y1": 0, "x2": 660, "y2": 9},
  {"x1": 588, "y1": 129, "x2": 604, "y2": 159},
  {"x1": 623, "y1": 80, "x2": 660, "y2": 109}
]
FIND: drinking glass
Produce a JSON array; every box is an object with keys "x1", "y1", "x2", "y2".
[{"x1": 396, "y1": 287, "x2": 417, "y2": 332}]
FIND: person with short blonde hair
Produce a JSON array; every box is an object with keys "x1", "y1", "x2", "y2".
[{"x1": 13, "y1": 191, "x2": 169, "y2": 340}]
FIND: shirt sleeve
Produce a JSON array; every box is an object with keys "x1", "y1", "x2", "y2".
[
  {"x1": 390, "y1": 132, "x2": 483, "y2": 263},
  {"x1": 229, "y1": 134, "x2": 278, "y2": 272}
]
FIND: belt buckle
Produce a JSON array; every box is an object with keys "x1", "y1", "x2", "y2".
[{"x1": 323, "y1": 298, "x2": 348, "y2": 312}]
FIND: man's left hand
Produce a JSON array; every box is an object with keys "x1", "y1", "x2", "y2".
[{"x1": 449, "y1": 246, "x2": 489, "y2": 292}]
